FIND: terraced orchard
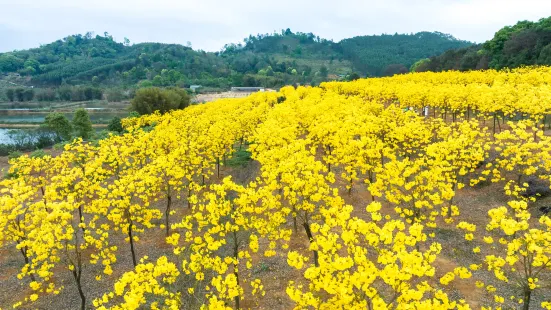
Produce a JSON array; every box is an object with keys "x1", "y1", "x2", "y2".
[{"x1": 2, "y1": 67, "x2": 551, "y2": 310}]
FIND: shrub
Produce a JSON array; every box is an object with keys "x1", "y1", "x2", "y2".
[
  {"x1": 44, "y1": 112, "x2": 72, "y2": 141},
  {"x1": 107, "y1": 117, "x2": 124, "y2": 133},
  {"x1": 36, "y1": 89, "x2": 57, "y2": 101},
  {"x1": 106, "y1": 89, "x2": 125, "y2": 102},
  {"x1": 30, "y1": 149, "x2": 47, "y2": 158},
  {"x1": 72, "y1": 109, "x2": 93, "y2": 140},
  {"x1": 7, "y1": 150, "x2": 23, "y2": 159},
  {"x1": 131, "y1": 87, "x2": 190, "y2": 115}
]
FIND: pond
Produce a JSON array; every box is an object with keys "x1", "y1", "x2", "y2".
[
  {"x1": 0, "y1": 128, "x2": 19, "y2": 144},
  {"x1": 0, "y1": 111, "x2": 129, "y2": 123},
  {"x1": 0, "y1": 128, "x2": 55, "y2": 145},
  {"x1": 0, "y1": 127, "x2": 107, "y2": 145}
]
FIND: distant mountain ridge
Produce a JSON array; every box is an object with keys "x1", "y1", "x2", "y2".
[{"x1": 0, "y1": 30, "x2": 471, "y2": 89}]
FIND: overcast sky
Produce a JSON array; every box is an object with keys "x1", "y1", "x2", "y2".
[{"x1": 1, "y1": 0, "x2": 551, "y2": 53}]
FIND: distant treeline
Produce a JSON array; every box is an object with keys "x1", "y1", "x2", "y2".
[
  {"x1": 3, "y1": 86, "x2": 133, "y2": 102},
  {"x1": 412, "y1": 17, "x2": 551, "y2": 72}
]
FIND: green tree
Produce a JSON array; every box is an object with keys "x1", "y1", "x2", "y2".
[
  {"x1": 106, "y1": 89, "x2": 124, "y2": 102},
  {"x1": 71, "y1": 87, "x2": 86, "y2": 101},
  {"x1": 14, "y1": 88, "x2": 25, "y2": 102},
  {"x1": 538, "y1": 43, "x2": 551, "y2": 65},
  {"x1": 23, "y1": 58, "x2": 40, "y2": 71},
  {"x1": 23, "y1": 89, "x2": 35, "y2": 101},
  {"x1": 152, "y1": 75, "x2": 164, "y2": 86},
  {"x1": 36, "y1": 89, "x2": 57, "y2": 102},
  {"x1": 107, "y1": 116, "x2": 124, "y2": 133},
  {"x1": 58, "y1": 86, "x2": 72, "y2": 101},
  {"x1": 319, "y1": 65, "x2": 328, "y2": 78},
  {"x1": 166, "y1": 87, "x2": 191, "y2": 109},
  {"x1": 44, "y1": 112, "x2": 72, "y2": 141},
  {"x1": 6, "y1": 89, "x2": 14, "y2": 102},
  {"x1": 83, "y1": 87, "x2": 94, "y2": 101},
  {"x1": 0, "y1": 54, "x2": 24, "y2": 72},
  {"x1": 347, "y1": 72, "x2": 361, "y2": 81},
  {"x1": 131, "y1": 87, "x2": 189, "y2": 115},
  {"x1": 383, "y1": 64, "x2": 408, "y2": 76},
  {"x1": 72, "y1": 109, "x2": 94, "y2": 140},
  {"x1": 410, "y1": 58, "x2": 431, "y2": 72}
]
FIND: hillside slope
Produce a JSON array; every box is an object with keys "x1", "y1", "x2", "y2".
[
  {"x1": 0, "y1": 30, "x2": 470, "y2": 89},
  {"x1": 414, "y1": 16, "x2": 551, "y2": 72},
  {"x1": 340, "y1": 32, "x2": 471, "y2": 76}
]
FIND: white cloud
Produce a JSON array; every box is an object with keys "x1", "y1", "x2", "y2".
[{"x1": 1, "y1": 0, "x2": 550, "y2": 52}]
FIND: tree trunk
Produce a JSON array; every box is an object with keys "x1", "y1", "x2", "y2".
[
  {"x1": 303, "y1": 222, "x2": 319, "y2": 267},
  {"x1": 18, "y1": 244, "x2": 36, "y2": 282},
  {"x1": 523, "y1": 288, "x2": 531, "y2": 310},
  {"x1": 448, "y1": 181, "x2": 458, "y2": 218},
  {"x1": 78, "y1": 205, "x2": 85, "y2": 234},
  {"x1": 493, "y1": 114, "x2": 496, "y2": 137},
  {"x1": 232, "y1": 231, "x2": 240, "y2": 310},
  {"x1": 40, "y1": 186, "x2": 47, "y2": 205},
  {"x1": 368, "y1": 171, "x2": 375, "y2": 202},
  {"x1": 71, "y1": 266, "x2": 86, "y2": 310},
  {"x1": 188, "y1": 187, "x2": 192, "y2": 209},
  {"x1": 128, "y1": 221, "x2": 137, "y2": 267},
  {"x1": 165, "y1": 194, "x2": 172, "y2": 237},
  {"x1": 326, "y1": 145, "x2": 332, "y2": 172}
]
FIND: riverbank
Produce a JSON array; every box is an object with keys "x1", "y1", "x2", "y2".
[{"x1": 0, "y1": 123, "x2": 108, "y2": 128}]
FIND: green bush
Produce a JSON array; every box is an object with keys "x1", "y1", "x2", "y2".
[
  {"x1": 72, "y1": 108, "x2": 93, "y2": 140},
  {"x1": 226, "y1": 148, "x2": 252, "y2": 167},
  {"x1": 44, "y1": 112, "x2": 72, "y2": 141},
  {"x1": 106, "y1": 89, "x2": 125, "y2": 102},
  {"x1": 7, "y1": 151, "x2": 23, "y2": 159},
  {"x1": 107, "y1": 117, "x2": 124, "y2": 133},
  {"x1": 30, "y1": 149, "x2": 47, "y2": 158},
  {"x1": 131, "y1": 87, "x2": 190, "y2": 115},
  {"x1": 53, "y1": 142, "x2": 69, "y2": 151}
]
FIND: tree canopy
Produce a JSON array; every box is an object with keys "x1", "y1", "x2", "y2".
[
  {"x1": 72, "y1": 108, "x2": 94, "y2": 140},
  {"x1": 413, "y1": 17, "x2": 551, "y2": 73},
  {"x1": 44, "y1": 112, "x2": 72, "y2": 141},
  {"x1": 131, "y1": 87, "x2": 190, "y2": 115}
]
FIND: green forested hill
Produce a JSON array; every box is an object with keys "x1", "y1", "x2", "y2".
[
  {"x1": 413, "y1": 17, "x2": 551, "y2": 72},
  {"x1": 0, "y1": 30, "x2": 470, "y2": 90},
  {"x1": 340, "y1": 32, "x2": 471, "y2": 76}
]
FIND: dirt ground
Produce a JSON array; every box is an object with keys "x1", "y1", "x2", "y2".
[{"x1": 193, "y1": 91, "x2": 275, "y2": 103}]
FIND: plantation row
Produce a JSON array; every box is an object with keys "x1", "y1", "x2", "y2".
[
  {"x1": 324, "y1": 66, "x2": 551, "y2": 120},
  {"x1": 1, "y1": 68, "x2": 551, "y2": 310}
]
